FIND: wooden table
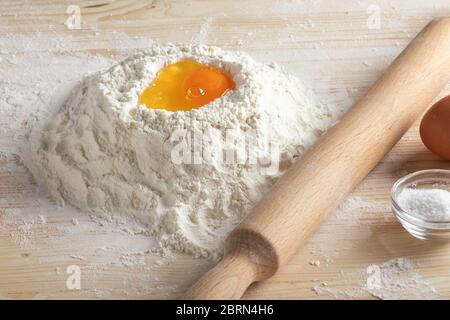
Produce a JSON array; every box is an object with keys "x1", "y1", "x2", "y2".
[{"x1": 0, "y1": 0, "x2": 450, "y2": 299}]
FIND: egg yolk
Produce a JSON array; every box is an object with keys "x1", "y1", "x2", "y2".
[{"x1": 138, "y1": 59, "x2": 236, "y2": 112}]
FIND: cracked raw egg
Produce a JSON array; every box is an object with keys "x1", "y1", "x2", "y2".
[
  {"x1": 420, "y1": 95, "x2": 450, "y2": 160},
  {"x1": 138, "y1": 59, "x2": 236, "y2": 112}
]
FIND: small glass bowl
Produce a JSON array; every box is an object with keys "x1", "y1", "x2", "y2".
[{"x1": 391, "y1": 169, "x2": 450, "y2": 240}]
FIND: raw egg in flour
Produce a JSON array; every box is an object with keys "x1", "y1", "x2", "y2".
[
  {"x1": 420, "y1": 95, "x2": 450, "y2": 160},
  {"x1": 138, "y1": 59, "x2": 236, "y2": 112}
]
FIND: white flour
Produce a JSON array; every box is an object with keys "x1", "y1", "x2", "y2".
[
  {"x1": 312, "y1": 257, "x2": 439, "y2": 300},
  {"x1": 363, "y1": 258, "x2": 439, "y2": 300},
  {"x1": 29, "y1": 43, "x2": 342, "y2": 259}
]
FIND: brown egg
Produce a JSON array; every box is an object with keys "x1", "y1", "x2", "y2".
[{"x1": 420, "y1": 95, "x2": 450, "y2": 160}]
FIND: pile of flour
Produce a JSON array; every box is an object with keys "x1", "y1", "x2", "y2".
[{"x1": 29, "y1": 44, "x2": 342, "y2": 259}]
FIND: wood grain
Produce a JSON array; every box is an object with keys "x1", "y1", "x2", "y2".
[
  {"x1": 0, "y1": 0, "x2": 450, "y2": 300},
  {"x1": 185, "y1": 18, "x2": 450, "y2": 299}
]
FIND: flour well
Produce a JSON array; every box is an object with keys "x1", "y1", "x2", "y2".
[{"x1": 30, "y1": 44, "x2": 343, "y2": 259}]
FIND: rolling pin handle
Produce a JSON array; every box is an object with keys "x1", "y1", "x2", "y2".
[{"x1": 183, "y1": 254, "x2": 257, "y2": 300}]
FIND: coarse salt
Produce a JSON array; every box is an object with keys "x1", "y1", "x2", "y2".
[{"x1": 397, "y1": 188, "x2": 450, "y2": 221}]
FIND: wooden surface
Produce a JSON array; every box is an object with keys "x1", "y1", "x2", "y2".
[
  {"x1": 185, "y1": 18, "x2": 450, "y2": 300},
  {"x1": 1, "y1": 0, "x2": 450, "y2": 300}
]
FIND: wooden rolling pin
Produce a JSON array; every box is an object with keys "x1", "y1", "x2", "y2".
[{"x1": 184, "y1": 18, "x2": 450, "y2": 300}]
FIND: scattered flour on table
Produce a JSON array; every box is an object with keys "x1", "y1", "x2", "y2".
[
  {"x1": 28, "y1": 43, "x2": 345, "y2": 259},
  {"x1": 333, "y1": 195, "x2": 391, "y2": 224},
  {"x1": 190, "y1": 17, "x2": 213, "y2": 44},
  {"x1": 312, "y1": 257, "x2": 439, "y2": 300},
  {"x1": 363, "y1": 257, "x2": 439, "y2": 300},
  {"x1": 306, "y1": 194, "x2": 391, "y2": 260},
  {"x1": 309, "y1": 196, "x2": 440, "y2": 300}
]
